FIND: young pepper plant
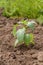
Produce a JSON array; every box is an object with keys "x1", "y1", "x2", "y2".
[{"x1": 12, "y1": 20, "x2": 35, "y2": 47}]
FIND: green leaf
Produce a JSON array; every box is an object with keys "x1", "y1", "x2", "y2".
[
  {"x1": 21, "y1": 20, "x2": 27, "y2": 25},
  {"x1": 18, "y1": 20, "x2": 27, "y2": 25},
  {"x1": 12, "y1": 25, "x2": 17, "y2": 36},
  {"x1": 14, "y1": 39, "x2": 19, "y2": 47},
  {"x1": 29, "y1": 33, "x2": 34, "y2": 44},
  {"x1": 24, "y1": 33, "x2": 34, "y2": 46},
  {"x1": 16, "y1": 28, "x2": 25, "y2": 43},
  {"x1": 27, "y1": 21, "x2": 35, "y2": 30},
  {"x1": 37, "y1": 15, "x2": 43, "y2": 25},
  {"x1": 24, "y1": 34, "x2": 31, "y2": 45}
]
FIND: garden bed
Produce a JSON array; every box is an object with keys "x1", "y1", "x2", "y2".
[{"x1": 0, "y1": 9, "x2": 43, "y2": 65}]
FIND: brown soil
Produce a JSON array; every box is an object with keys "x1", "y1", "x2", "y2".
[{"x1": 0, "y1": 9, "x2": 43, "y2": 65}]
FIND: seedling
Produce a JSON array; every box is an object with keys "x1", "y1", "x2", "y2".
[{"x1": 12, "y1": 20, "x2": 35, "y2": 47}]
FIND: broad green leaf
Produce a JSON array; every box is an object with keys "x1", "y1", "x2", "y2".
[
  {"x1": 16, "y1": 28, "x2": 25, "y2": 43},
  {"x1": 37, "y1": 15, "x2": 43, "y2": 25},
  {"x1": 24, "y1": 34, "x2": 31, "y2": 45},
  {"x1": 24, "y1": 33, "x2": 34, "y2": 45},
  {"x1": 26, "y1": 21, "x2": 35, "y2": 30}
]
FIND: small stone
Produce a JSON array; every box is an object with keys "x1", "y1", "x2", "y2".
[
  {"x1": 38, "y1": 52, "x2": 43, "y2": 62},
  {"x1": 16, "y1": 50, "x2": 20, "y2": 55},
  {"x1": 0, "y1": 54, "x2": 2, "y2": 58},
  {"x1": 32, "y1": 54, "x2": 37, "y2": 59},
  {"x1": 38, "y1": 63, "x2": 43, "y2": 65},
  {"x1": 33, "y1": 63, "x2": 38, "y2": 65}
]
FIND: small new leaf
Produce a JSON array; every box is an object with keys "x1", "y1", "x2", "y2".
[
  {"x1": 27, "y1": 21, "x2": 35, "y2": 30},
  {"x1": 18, "y1": 20, "x2": 27, "y2": 25},
  {"x1": 21, "y1": 20, "x2": 27, "y2": 25}
]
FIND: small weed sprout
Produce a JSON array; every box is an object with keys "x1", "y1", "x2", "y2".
[{"x1": 12, "y1": 20, "x2": 36, "y2": 47}]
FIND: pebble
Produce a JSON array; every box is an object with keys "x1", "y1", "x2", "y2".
[{"x1": 38, "y1": 52, "x2": 43, "y2": 62}]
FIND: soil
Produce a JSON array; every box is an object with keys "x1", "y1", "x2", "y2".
[{"x1": 0, "y1": 9, "x2": 43, "y2": 65}]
